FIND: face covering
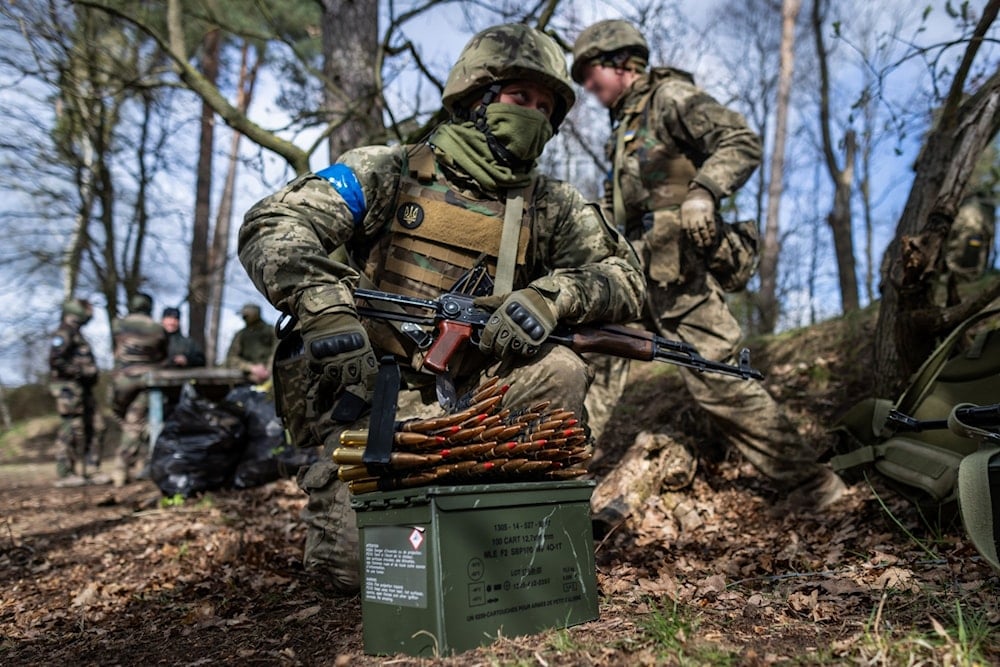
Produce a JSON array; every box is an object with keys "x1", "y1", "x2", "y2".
[
  {"x1": 431, "y1": 103, "x2": 554, "y2": 191},
  {"x1": 481, "y1": 103, "x2": 554, "y2": 165}
]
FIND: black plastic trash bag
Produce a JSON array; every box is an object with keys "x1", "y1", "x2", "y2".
[
  {"x1": 228, "y1": 386, "x2": 318, "y2": 489},
  {"x1": 151, "y1": 384, "x2": 246, "y2": 497}
]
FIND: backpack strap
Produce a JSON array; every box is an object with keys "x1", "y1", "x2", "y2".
[{"x1": 894, "y1": 305, "x2": 1000, "y2": 419}]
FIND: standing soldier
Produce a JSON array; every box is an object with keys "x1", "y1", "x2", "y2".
[
  {"x1": 161, "y1": 306, "x2": 206, "y2": 368},
  {"x1": 239, "y1": 23, "x2": 644, "y2": 593},
  {"x1": 48, "y1": 298, "x2": 109, "y2": 486},
  {"x1": 110, "y1": 292, "x2": 168, "y2": 487},
  {"x1": 225, "y1": 303, "x2": 276, "y2": 384},
  {"x1": 572, "y1": 19, "x2": 845, "y2": 509}
]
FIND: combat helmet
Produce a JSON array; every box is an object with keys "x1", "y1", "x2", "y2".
[
  {"x1": 129, "y1": 292, "x2": 153, "y2": 315},
  {"x1": 571, "y1": 19, "x2": 649, "y2": 83},
  {"x1": 442, "y1": 23, "x2": 576, "y2": 129},
  {"x1": 62, "y1": 298, "x2": 93, "y2": 324}
]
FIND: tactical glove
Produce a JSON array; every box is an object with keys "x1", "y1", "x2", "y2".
[
  {"x1": 301, "y1": 311, "x2": 378, "y2": 395},
  {"x1": 475, "y1": 288, "x2": 557, "y2": 359},
  {"x1": 680, "y1": 184, "x2": 718, "y2": 250}
]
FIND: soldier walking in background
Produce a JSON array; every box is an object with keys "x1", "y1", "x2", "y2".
[
  {"x1": 225, "y1": 303, "x2": 276, "y2": 384},
  {"x1": 161, "y1": 306, "x2": 206, "y2": 368},
  {"x1": 572, "y1": 19, "x2": 846, "y2": 510},
  {"x1": 48, "y1": 298, "x2": 109, "y2": 487},
  {"x1": 110, "y1": 292, "x2": 168, "y2": 487},
  {"x1": 239, "y1": 23, "x2": 644, "y2": 593}
]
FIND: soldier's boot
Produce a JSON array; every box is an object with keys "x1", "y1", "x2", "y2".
[
  {"x1": 54, "y1": 474, "x2": 88, "y2": 488},
  {"x1": 87, "y1": 471, "x2": 113, "y2": 485},
  {"x1": 784, "y1": 467, "x2": 848, "y2": 512},
  {"x1": 112, "y1": 461, "x2": 130, "y2": 488},
  {"x1": 298, "y1": 460, "x2": 360, "y2": 595}
]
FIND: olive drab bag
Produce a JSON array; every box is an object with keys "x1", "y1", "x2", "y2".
[
  {"x1": 709, "y1": 219, "x2": 760, "y2": 293},
  {"x1": 829, "y1": 305, "x2": 1000, "y2": 530}
]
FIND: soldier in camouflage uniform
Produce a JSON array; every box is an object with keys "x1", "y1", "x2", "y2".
[
  {"x1": 110, "y1": 292, "x2": 168, "y2": 487},
  {"x1": 225, "y1": 303, "x2": 276, "y2": 384},
  {"x1": 239, "y1": 23, "x2": 645, "y2": 593},
  {"x1": 573, "y1": 20, "x2": 846, "y2": 509},
  {"x1": 48, "y1": 298, "x2": 109, "y2": 486}
]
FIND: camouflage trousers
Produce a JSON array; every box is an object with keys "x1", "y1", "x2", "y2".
[
  {"x1": 297, "y1": 344, "x2": 592, "y2": 595},
  {"x1": 646, "y1": 283, "x2": 827, "y2": 488},
  {"x1": 49, "y1": 382, "x2": 106, "y2": 476},
  {"x1": 111, "y1": 377, "x2": 150, "y2": 478},
  {"x1": 583, "y1": 353, "x2": 630, "y2": 445}
]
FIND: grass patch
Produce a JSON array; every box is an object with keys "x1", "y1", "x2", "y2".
[
  {"x1": 840, "y1": 593, "x2": 997, "y2": 666},
  {"x1": 637, "y1": 598, "x2": 737, "y2": 666}
]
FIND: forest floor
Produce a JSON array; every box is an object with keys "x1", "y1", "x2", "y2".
[{"x1": 1, "y1": 304, "x2": 998, "y2": 666}]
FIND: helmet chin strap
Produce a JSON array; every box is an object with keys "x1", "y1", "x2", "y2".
[{"x1": 470, "y1": 84, "x2": 533, "y2": 172}]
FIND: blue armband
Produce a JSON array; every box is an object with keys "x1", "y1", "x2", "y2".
[{"x1": 316, "y1": 163, "x2": 366, "y2": 226}]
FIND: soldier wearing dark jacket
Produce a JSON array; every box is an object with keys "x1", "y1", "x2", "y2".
[
  {"x1": 110, "y1": 292, "x2": 168, "y2": 486},
  {"x1": 48, "y1": 298, "x2": 108, "y2": 486},
  {"x1": 161, "y1": 307, "x2": 206, "y2": 368},
  {"x1": 573, "y1": 19, "x2": 846, "y2": 510}
]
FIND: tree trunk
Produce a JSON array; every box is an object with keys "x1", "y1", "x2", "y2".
[
  {"x1": 206, "y1": 42, "x2": 260, "y2": 366},
  {"x1": 828, "y1": 131, "x2": 859, "y2": 313},
  {"x1": 812, "y1": 0, "x2": 860, "y2": 318},
  {"x1": 321, "y1": 0, "x2": 382, "y2": 163},
  {"x1": 756, "y1": 0, "x2": 800, "y2": 333},
  {"x1": 188, "y1": 28, "x2": 220, "y2": 351},
  {"x1": 873, "y1": 11, "x2": 1000, "y2": 395}
]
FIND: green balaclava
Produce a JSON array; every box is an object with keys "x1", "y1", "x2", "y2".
[{"x1": 431, "y1": 101, "x2": 553, "y2": 191}]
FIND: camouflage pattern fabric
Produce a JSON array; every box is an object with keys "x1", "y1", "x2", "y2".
[
  {"x1": 945, "y1": 197, "x2": 995, "y2": 281},
  {"x1": 226, "y1": 320, "x2": 277, "y2": 371},
  {"x1": 48, "y1": 321, "x2": 104, "y2": 476},
  {"x1": 110, "y1": 313, "x2": 168, "y2": 484},
  {"x1": 604, "y1": 63, "x2": 843, "y2": 499},
  {"x1": 570, "y1": 19, "x2": 649, "y2": 83},
  {"x1": 441, "y1": 23, "x2": 575, "y2": 129}
]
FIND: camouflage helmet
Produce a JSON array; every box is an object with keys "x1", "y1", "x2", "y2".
[
  {"x1": 571, "y1": 19, "x2": 649, "y2": 83},
  {"x1": 442, "y1": 23, "x2": 576, "y2": 129},
  {"x1": 240, "y1": 303, "x2": 262, "y2": 322},
  {"x1": 129, "y1": 292, "x2": 153, "y2": 315},
  {"x1": 62, "y1": 298, "x2": 93, "y2": 323}
]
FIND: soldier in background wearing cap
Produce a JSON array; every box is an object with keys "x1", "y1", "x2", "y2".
[
  {"x1": 572, "y1": 19, "x2": 846, "y2": 510},
  {"x1": 225, "y1": 303, "x2": 277, "y2": 384},
  {"x1": 110, "y1": 292, "x2": 168, "y2": 487},
  {"x1": 161, "y1": 306, "x2": 206, "y2": 368},
  {"x1": 239, "y1": 23, "x2": 644, "y2": 593},
  {"x1": 48, "y1": 298, "x2": 110, "y2": 486}
]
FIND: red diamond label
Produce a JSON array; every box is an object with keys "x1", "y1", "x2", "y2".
[{"x1": 409, "y1": 528, "x2": 424, "y2": 550}]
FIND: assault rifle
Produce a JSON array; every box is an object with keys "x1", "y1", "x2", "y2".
[{"x1": 354, "y1": 287, "x2": 764, "y2": 381}]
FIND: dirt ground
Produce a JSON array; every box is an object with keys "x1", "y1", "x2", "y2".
[{"x1": 1, "y1": 310, "x2": 998, "y2": 665}]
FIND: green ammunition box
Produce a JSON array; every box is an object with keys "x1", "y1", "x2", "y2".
[{"x1": 352, "y1": 480, "x2": 599, "y2": 656}]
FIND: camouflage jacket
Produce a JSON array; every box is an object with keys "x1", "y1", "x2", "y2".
[
  {"x1": 111, "y1": 313, "x2": 168, "y2": 374},
  {"x1": 240, "y1": 143, "x2": 645, "y2": 334},
  {"x1": 604, "y1": 67, "x2": 762, "y2": 231},
  {"x1": 49, "y1": 321, "x2": 99, "y2": 386},
  {"x1": 225, "y1": 320, "x2": 276, "y2": 370}
]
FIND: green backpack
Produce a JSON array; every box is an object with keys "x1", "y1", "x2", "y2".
[{"x1": 829, "y1": 306, "x2": 1000, "y2": 569}]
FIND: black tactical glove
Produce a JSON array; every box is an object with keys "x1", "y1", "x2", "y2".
[
  {"x1": 680, "y1": 184, "x2": 718, "y2": 249},
  {"x1": 475, "y1": 288, "x2": 557, "y2": 359},
  {"x1": 301, "y1": 311, "x2": 378, "y2": 397}
]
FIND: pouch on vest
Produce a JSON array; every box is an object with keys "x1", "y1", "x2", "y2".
[
  {"x1": 829, "y1": 306, "x2": 1000, "y2": 525},
  {"x1": 708, "y1": 219, "x2": 760, "y2": 292},
  {"x1": 271, "y1": 321, "x2": 324, "y2": 449}
]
